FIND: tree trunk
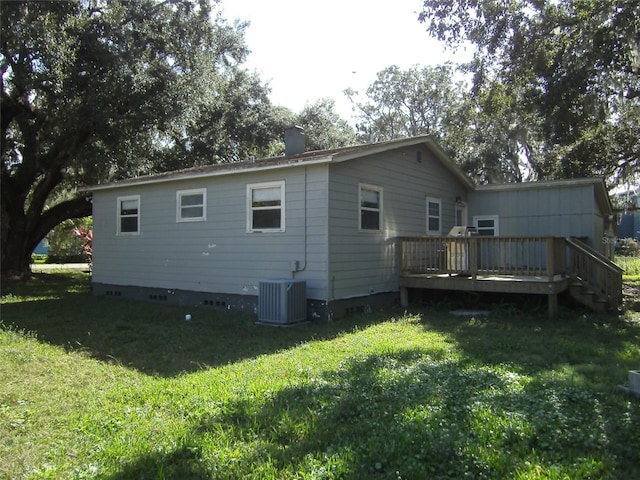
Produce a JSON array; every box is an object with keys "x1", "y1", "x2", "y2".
[{"x1": 1, "y1": 195, "x2": 92, "y2": 278}]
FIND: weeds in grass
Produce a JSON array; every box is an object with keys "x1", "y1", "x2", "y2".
[{"x1": 1, "y1": 271, "x2": 639, "y2": 479}]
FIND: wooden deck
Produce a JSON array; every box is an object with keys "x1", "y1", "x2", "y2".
[{"x1": 398, "y1": 236, "x2": 623, "y2": 318}]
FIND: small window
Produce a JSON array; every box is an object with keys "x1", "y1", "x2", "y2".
[
  {"x1": 117, "y1": 195, "x2": 140, "y2": 235},
  {"x1": 426, "y1": 197, "x2": 441, "y2": 235},
  {"x1": 474, "y1": 215, "x2": 499, "y2": 236},
  {"x1": 248, "y1": 181, "x2": 285, "y2": 232},
  {"x1": 360, "y1": 184, "x2": 383, "y2": 231},
  {"x1": 177, "y1": 188, "x2": 206, "y2": 222}
]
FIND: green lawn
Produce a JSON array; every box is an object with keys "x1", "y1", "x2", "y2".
[
  {"x1": 617, "y1": 255, "x2": 640, "y2": 282},
  {"x1": 1, "y1": 272, "x2": 639, "y2": 479}
]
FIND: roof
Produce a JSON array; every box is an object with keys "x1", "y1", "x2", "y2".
[
  {"x1": 475, "y1": 178, "x2": 614, "y2": 215},
  {"x1": 90, "y1": 135, "x2": 475, "y2": 191}
]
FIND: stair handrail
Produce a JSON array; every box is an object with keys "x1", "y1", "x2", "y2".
[
  {"x1": 565, "y1": 237, "x2": 623, "y2": 308},
  {"x1": 565, "y1": 237, "x2": 624, "y2": 274}
]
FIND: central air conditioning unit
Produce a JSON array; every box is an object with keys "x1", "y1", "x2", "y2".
[{"x1": 258, "y1": 279, "x2": 306, "y2": 324}]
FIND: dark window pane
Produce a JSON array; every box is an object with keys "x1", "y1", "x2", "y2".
[
  {"x1": 253, "y1": 209, "x2": 281, "y2": 229},
  {"x1": 361, "y1": 209, "x2": 380, "y2": 230},
  {"x1": 120, "y1": 217, "x2": 138, "y2": 233}
]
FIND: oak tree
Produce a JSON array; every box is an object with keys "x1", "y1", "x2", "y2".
[{"x1": 1, "y1": 0, "x2": 275, "y2": 276}]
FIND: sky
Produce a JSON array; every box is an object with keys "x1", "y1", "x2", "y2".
[{"x1": 219, "y1": 0, "x2": 473, "y2": 123}]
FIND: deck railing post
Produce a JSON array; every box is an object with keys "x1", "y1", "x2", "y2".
[
  {"x1": 546, "y1": 237, "x2": 556, "y2": 279},
  {"x1": 469, "y1": 237, "x2": 478, "y2": 280}
]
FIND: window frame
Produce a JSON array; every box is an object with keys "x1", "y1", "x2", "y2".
[
  {"x1": 473, "y1": 215, "x2": 500, "y2": 236},
  {"x1": 176, "y1": 188, "x2": 207, "y2": 223},
  {"x1": 358, "y1": 183, "x2": 383, "y2": 232},
  {"x1": 426, "y1": 196, "x2": 442, "y2": 235},
  {"x1": 247, "y1": 181, "x2": 286, "y2": 233},
  {"x1": 117, "y1": 195, "x2": 140, "y2": 235}
]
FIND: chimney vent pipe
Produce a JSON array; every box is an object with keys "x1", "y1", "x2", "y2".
[{"x1": 285, "y1": 126, "x2": 305, "y2": 156}]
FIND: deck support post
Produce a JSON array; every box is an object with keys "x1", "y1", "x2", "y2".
[
  {"x1": 400, "y1": 287, "x2": 409, "y2": 308},
  {"x1": 548, "y1": 293, "x2": 558, "y2": 320}
]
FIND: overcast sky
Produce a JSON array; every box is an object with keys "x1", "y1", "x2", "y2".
[{"x1": 220, "y1": 0, "x2": 473, "y2": 122}]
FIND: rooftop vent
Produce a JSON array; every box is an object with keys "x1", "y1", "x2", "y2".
[{"x1": 285, "y1": 126, "x2": 305, "y2": 156}]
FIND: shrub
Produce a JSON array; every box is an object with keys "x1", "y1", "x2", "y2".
[
  {"x1": 616, "y1": 237, "x2": 640, "y2": 256},
  {"x1": 46, "y1": 217, "x2": 93, "y2": 263}
]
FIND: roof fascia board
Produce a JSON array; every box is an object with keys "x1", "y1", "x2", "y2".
[
  {"x1": 90, "y1": 155, "x2": 333, "y2": 191},
  {"x1": 475, "y1": 178, "x2": 602, "y2": 192}
]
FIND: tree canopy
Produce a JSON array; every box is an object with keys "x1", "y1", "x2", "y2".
[
  {"x1": 418, "y1": 0, "x2": 640, "y2": 184},
  {"x1": 345, "y1": 64, "x2": 464, "y2": 144},
  {"x1": 1, "y1": 0, "x2": 281, "y2": 276}
]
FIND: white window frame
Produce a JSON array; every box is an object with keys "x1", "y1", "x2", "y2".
[
  {"x1": 247, "y1": 181, "x2": 285, "y2": 233},
  {"x1": 359, "y1": 183, "x2": 383, "y2": 232},
  {"x1": 176, "y1": 188, "x2": 206, "y2": 223},
  {"x1": 474, "y1": 215, "x2": 500, "y2": 236},
  {"x1": 117, "y1": 195, "x2": 140, "y2": 235},
  {"x1": 426, "y1": 197, "x2": 442, "y2": 235}
]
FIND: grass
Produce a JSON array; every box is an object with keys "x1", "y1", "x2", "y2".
[
  {"x1": 1, "y1": 272, "x2": 639, "y2": 479},
  {"x1": 616, "y1": 255, "x2": 640, "y2": 282}
]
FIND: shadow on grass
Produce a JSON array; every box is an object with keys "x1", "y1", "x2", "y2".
[
  {"x1": 412, "y1": 289, "x2": 640, "y2": 381},
  {"x1": 105, "y1": 350, "x2": 640, "y2": 479},
  {"x1": 1, "y1": 273, "x2": 387, "y2": 378}
]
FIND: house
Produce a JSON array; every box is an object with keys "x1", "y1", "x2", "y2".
[
  {"x1": 90, "y1": 130, "x2": 621, "y2": 321},
  {"x1": 614, "y1": 187, "x2": 640, "y2": 242}
]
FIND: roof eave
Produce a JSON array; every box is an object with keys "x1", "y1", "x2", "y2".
[{"x1": 89, "y1": 155, "x2": 334, "y2": 192}]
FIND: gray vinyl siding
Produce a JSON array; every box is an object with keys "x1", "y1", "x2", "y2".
[
  {"x1": 92, "y1": 164, "x2": 330, "y2": 301},
  {"x1": 469, "y1": 184, "x2": 605, "y2": 252},
  {"x1": 326, "y1": 145, "x2": 470, "y2": 300}
]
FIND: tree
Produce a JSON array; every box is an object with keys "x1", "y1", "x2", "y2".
[
  {"x1": 1, "y1": 0, "x2": 276, "y2": 276},
  {"x1": 294, "y1": 98, "x2": 356, "y2": 151},
  {"x1": 345, "y1": 64, "x2": 464, "y2": 144},
  {"x1": 418, "y1": 0, "x2": 640, "y2": 184}
]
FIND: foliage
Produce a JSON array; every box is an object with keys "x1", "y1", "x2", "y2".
[
  {"x1": 345, "y1": 64, "x2": 464, "y2": 142},
  {"x1": 45, "y1": 217, "x2": 92, "y2": 262},
  {"x1": 73, "y1": 226, "x2": 93, "y2": 265},
  {"x1": 418, "y1": 0, "x2": 640, "y2": 184},
  {"x1": 616, "y1": 238, "x2": 640, "y2": 257},
  {"x1": 617, "y1": 255, "x2": 640, "y2": 281},
  {"x1": 1, "y1": 272, "x2": 639, "y2": 478},
  {"x1": 295, "y1": 98, "x2": 356, "y2": 152},
  {"x1": 0, "y1": 0, "x2": 279, "y2": 275}
]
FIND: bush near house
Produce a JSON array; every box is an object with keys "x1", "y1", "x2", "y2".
[
  {"x1": 1, "y1": 272, "x2": 639, "y2": 479},
  {"x1": 616, "y1": 238, "x2": 640, "y2": 257}
]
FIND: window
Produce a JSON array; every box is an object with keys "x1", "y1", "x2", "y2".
[
  {"x1": 117, "y1": 195, "x2": 140, "y2": 235},
  {"x1": 177, "y1": 188, "x2": 206, "y2": 222},
  {"x1": 474, "y1": 215, "x2": 499, "y2": 236},
  {"x1": 247, "y1": 181, "x2": 285, "y2": 232},
  {"x1": 426, "y1": 197, "x2": 441, "y2": 235},
  {"x1": 360, "y1": 184, "x2": 382, "y2": 231}
]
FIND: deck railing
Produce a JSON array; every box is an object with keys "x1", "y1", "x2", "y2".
[
  {"x1": 399, "y1": 236, "x2": 566, "y2": 279},
  {"x1": 399, "y1": 236, "x2": 623, "y2": 309}
]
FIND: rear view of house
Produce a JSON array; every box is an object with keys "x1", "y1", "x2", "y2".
[{"x1": 90, "y1": 133, "x2": 622, "y2": 321}]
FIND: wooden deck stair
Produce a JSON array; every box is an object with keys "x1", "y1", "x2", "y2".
[
  {"x1": 398, "y1": 236, "x2": 623, "y2": 318},
  {"x1": 565, "y1": 238, "x2": 623, "y2": 313}
]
